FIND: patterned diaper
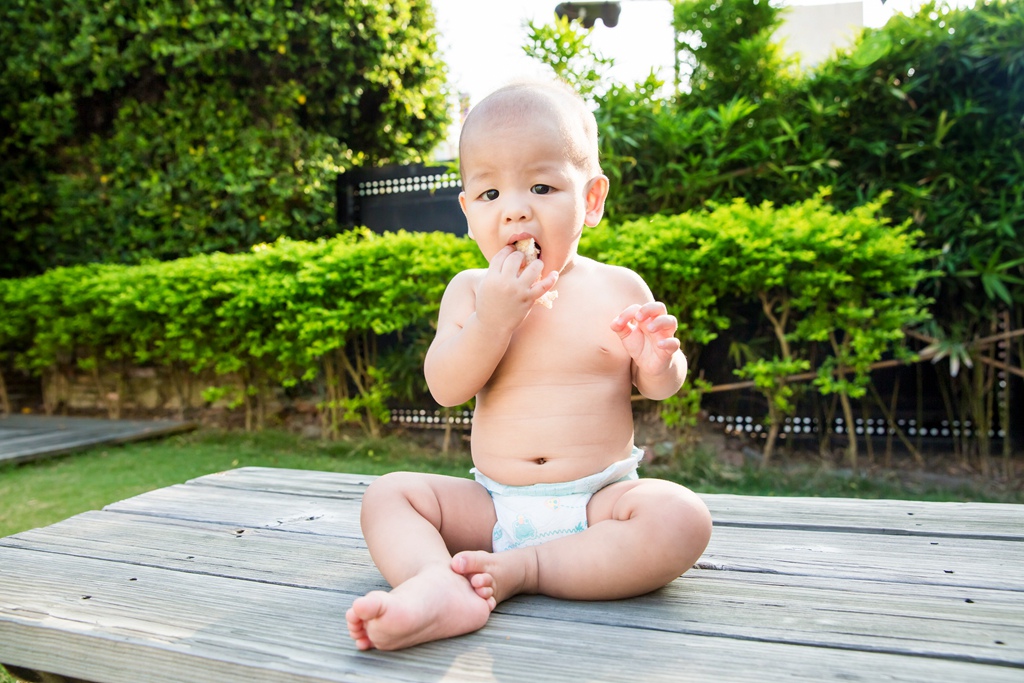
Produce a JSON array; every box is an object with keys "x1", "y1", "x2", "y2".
[{"x1": 472, "y1": 447, "x2": 643, "y2": 552}]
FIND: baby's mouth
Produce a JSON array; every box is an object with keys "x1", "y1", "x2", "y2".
[{"x1": 513, "y1": 237, "x2": 542, "y2": 264}]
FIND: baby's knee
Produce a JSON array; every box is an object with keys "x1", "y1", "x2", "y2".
[
  {"x1": 362, "y1": 471, "x2": 423, "y2": 507},
  {"x1": 640, "y1": 482, "x2": 712, "y2": 554},
  {"x1": 361, "y1": 471, "x2": 445, "y2": 525},
  {"x1": 666, "y1": 486, "x2": 713, "y2": 558}
]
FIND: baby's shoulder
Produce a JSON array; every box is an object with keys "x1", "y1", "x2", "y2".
[
  {"x1": 438, "y1": 267, "x2": 485, "y2": 304},
  {"x1": 447, "y1": 267, "x2": 486, "y2": 290},
  {"x1": 577, "y1": 257, "x2": 652, "y2": 296}
]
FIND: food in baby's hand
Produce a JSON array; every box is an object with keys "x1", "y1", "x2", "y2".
[{"x1": 514, "y1": 238, "x2": 557, "y2": 309}]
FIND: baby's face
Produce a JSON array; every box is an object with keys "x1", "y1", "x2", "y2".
[{"x1": 458, "y1": 116, "x2": 603, "y2": 278}]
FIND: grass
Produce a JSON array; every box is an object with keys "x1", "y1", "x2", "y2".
[
  {"x1": 2, "y1": 426, "x2": 1020, "y2": 539},
  {"x1": 0, "y1": 427, "x2": 474, "y2": 538}
]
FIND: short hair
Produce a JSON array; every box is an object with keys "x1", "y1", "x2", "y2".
[{"x1": 459, "y1": 79, "x2": 601, "y2": 175}]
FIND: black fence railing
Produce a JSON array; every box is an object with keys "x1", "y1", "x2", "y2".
[{"x1": 336, "y1": 163, "x2": 465, "y2": 236}]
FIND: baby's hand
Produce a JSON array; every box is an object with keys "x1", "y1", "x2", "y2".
[
  {"x1": 610, "y1": 302, "x2": 682, "y2": 374},
  {"x1": 475, "y1": 246, "x2": 558, "y2": 333}
]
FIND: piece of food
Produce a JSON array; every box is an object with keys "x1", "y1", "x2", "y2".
[
  {"x1": 514, "y1": 238, "x2": 557, "y2": 309},
  {"x1": 514, "y1": 238, "x2": 540, "y2": 270}
]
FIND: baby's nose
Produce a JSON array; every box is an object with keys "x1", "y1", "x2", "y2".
[{"x1": 502, "y1": 197, "x2": 532, "y2": 223}]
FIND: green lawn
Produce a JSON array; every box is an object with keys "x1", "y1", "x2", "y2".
[
  {"x1": 0, "y1": 427, "x2": 475, "y2": 538},
  {"x1": 2, "y1": 427, "x2": 1019, "y2": 539}
]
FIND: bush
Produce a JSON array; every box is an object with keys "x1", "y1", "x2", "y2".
[
  {"x1": 585, "y1": 0, "x2": 1022, "y2": 465},
  {"x1": 597, "y1": 1, "x2": 1023, "y2": 321},
  {"x1": 0, "y1": 0, "x2": 451, "y2": 278},
  {"x1": 0, "y1": 231, "x2": 482, "y2": 433},
  {"x1": 2, "y1": 199, "x2": 932, "y2": 454},
  {"x1": 582, "y1": 193, "x2": 933, "y2": 465}
]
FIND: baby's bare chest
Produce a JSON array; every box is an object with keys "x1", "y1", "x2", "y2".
[{"x1": 497, "y1": 306, "x2": 631, "y2": 381}]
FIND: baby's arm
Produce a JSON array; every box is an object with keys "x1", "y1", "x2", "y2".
[
  {"x1": 424, "y1": 246, "x2": 557, "y2": 406},
  {"x1": 611, "y1": 300, "x2": 688, "y2": 401}
]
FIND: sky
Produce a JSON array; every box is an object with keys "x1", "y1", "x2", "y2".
[{"x1": 430, "y1": 0, "x2": 973, "y2": 108}]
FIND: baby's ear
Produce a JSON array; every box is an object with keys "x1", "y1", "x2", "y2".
[
  {"x1": 458, "y1": 192, "x2": 475, "y2": 240},
  {"x1": 583, "y1": 175, "x2": 610, "y2": 227}
]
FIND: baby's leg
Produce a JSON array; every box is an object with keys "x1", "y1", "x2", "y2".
[
  {"x1": 453, "y1": 478, "x2": 711, "y2": 603},
  {"x1": 346, "y1": 472, "x2": 498, "y2": 651}
]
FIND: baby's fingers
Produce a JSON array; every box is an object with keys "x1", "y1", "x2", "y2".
[
  {"x1": 610, "y1": 304, "x2": 643, "y2": 336},
  {"x1": 657, "y1": 336, "x2": 682, "y2": 353},
  {"x1": 642, "y1": 313, "x2": 679, "y2": 337}
]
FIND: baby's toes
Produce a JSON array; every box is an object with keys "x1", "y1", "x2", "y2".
[{"x1": 470, "y1": 573, "x2": 495, "y2": 599}]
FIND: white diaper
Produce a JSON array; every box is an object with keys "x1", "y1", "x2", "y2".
[{"x1": 472, "y1": 447, "x2": 643, "y2": 552}]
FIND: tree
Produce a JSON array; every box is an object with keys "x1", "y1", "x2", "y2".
[
  {"x1": 0, "y1": 0, "x2": 451, "y2": 278},
  {"x1": 673, "y1": 0, "x2": 795, "y2": 104}
]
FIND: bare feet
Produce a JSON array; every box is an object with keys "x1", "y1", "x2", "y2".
[
  {"x1": 451, "y1": 548, "x2": 538, "y2": 605},
  {"x1": 345, "y1": 564, "x2": 494, "y2": 651}
]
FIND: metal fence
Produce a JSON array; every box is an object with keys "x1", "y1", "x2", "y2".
[{"x1": 336, "y1": 163, "x2": 465, "y2": 236}]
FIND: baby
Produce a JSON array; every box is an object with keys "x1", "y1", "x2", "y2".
[{"x1": 346, "y1": 80, "x2": 712, "y2": 651}]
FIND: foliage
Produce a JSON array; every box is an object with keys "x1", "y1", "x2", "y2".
[
  {"x1": 597, "y1": 0, "x2": 1023, "y2": 326},
  {"x1": 0, "y1": 231, "x2": 483, "y2": 434},
  {"x1": 672, "y1": 0, "x2": 797, "y2": 104},
  {"x1": 806, "y1": 0, "x2": 1024, "y2": 322},
  {"x1": 523, "y1": 15, "x2": 615, "y2": 98},
  {"x1": 575, "y1": 0, "x2": 1022, "y2": 464},
  {"x1": 582, "y1": 193, "x2": 934, "y2": 465},
  {"x1": 0, "y1": 0, "x2": 451, "y2": 278},
  {"x1": 2, "y1": 197, "x2": 931, "y2": 453}
]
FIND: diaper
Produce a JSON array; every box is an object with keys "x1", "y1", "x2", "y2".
[{"x1": 472, "y1": 447, "x2": 643, "y2": 552}]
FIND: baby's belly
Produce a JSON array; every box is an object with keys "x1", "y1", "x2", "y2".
[{"x1": 470, "y1": 381, "x2": 636, "y2": 486}]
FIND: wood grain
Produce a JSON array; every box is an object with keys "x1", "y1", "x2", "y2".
[{"x1": 1, "y1": 467, "x2": 1021, "y2": 682}]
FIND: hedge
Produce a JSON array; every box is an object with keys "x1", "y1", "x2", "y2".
[{"x1": 1, "y1": 196, "x2": 932, "y2": 464}]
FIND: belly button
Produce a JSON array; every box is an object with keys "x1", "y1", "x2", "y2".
[{"x1": 535, "y1": 458, "x2": 547, "y2": 465}]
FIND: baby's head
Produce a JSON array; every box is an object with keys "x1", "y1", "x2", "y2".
[{"x1": 458, "y1": 80, "x2": 601, "y2": 179}]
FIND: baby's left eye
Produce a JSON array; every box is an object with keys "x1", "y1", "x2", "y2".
[{"x1": 531, "y1": 184, "x2": 552, "y2": 195}]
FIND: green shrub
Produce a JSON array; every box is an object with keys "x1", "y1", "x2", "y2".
[
  {"x1": 581, "y1": 0, "x2": 1022, "y2": 465},
  {"x1": 0, "y1": 231, "x2": 482, "y2": 433},
  {"x1": 2, "y1": 199, "x2": 931, "y2": 452},
  {"x1": 584, "y1": 193, "x2": 933, "y2": 466},
  {"x1": 595, "y1": 1, "x2": 1023, "y2": 323}
]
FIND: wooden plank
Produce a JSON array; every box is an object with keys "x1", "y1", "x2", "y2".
[
  {"x1": 2, "y1": 548, "x2": 1019, "y2": 683},
  {"x1": 702, "y1": 493, "x2": 1024, "y2": 541},
  {"x1": 700, "y1": 526, "x2": 1024, "y2": 590},
  {"x1": 3, "y1": 512, "x2": 1021, "y2": 667},
  {"x1": 102, "y1": 485, "x2": 365, "y2": 538},
  {"x1": 0, "y1": 511, "x2": 382, "y2": 595},
  {"x1": 3, "y1": 468, "x2": 1022, "y2": 682},
  {"x1": 22, "y1": 500, "x2": 1024, "y2": 594},
  {"x1": 95, "y1": 477, "x2": 1024, "y2": 591},
  {"x1": 0, "y1": 415, "x2": 195, "y2": 465},
  {"x1": 501, "y1": 574, "x2": 1024, "y2": 667},
  {"x1": 190, "y1": 468, "x2": 1024, "y2": 540},
  {"x1": 187, "y1": 468, "x2": 375, "y2": 499}
]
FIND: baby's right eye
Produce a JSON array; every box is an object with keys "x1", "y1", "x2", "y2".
[{"x1": 481, "y1": 189, "x2": 499, "y2": 201}]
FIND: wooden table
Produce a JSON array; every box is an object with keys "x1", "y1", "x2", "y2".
[{"x1": 1, "y1": 467, "x2": 1021, "y2": 682}]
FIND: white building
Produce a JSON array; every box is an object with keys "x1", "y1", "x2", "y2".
[{"x1": 777, "y1": 0, "x2": 866, "y2": 68}]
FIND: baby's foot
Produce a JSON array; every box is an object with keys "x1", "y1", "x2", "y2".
[
  {"x1": 451, "y1": 548, "x2": 538, "y2": 605},
  {"x1": 345, "y1": 564, "x2": 494, "y2": 651}
]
